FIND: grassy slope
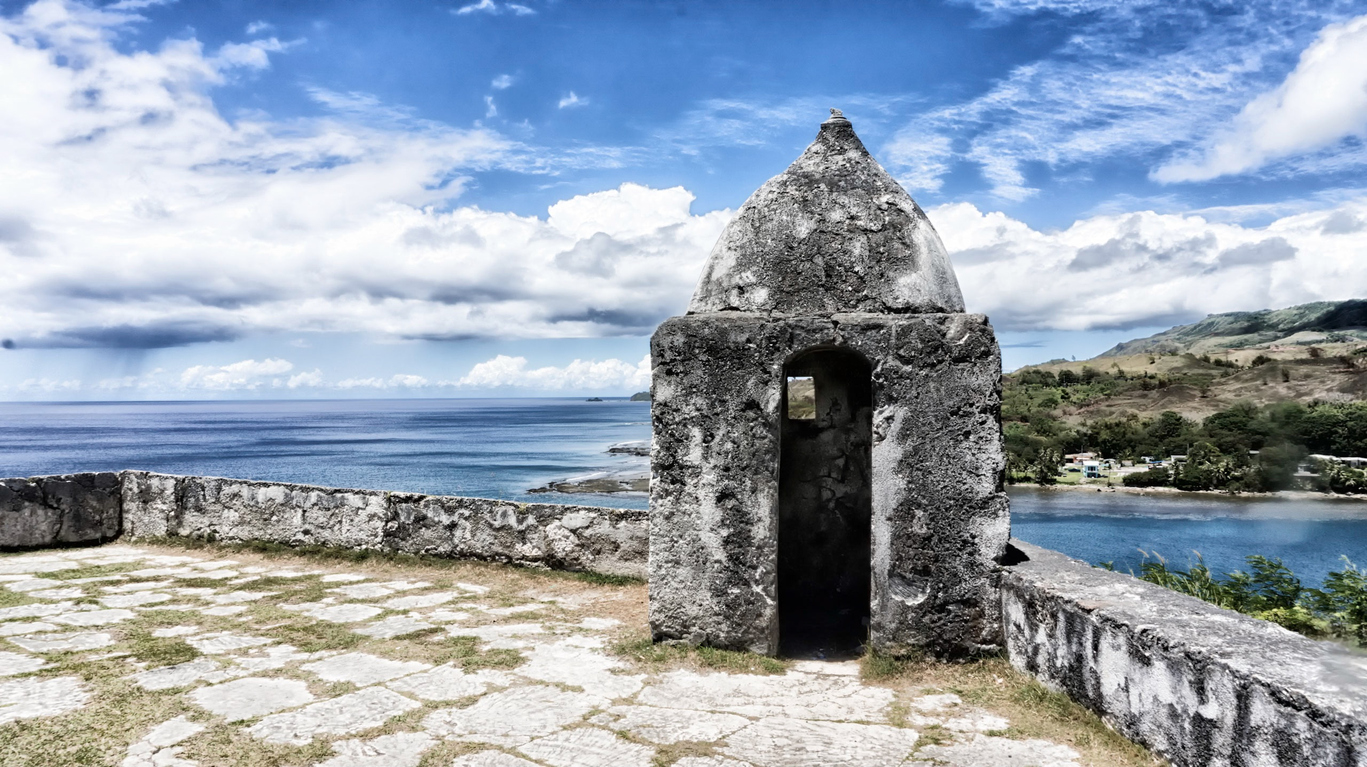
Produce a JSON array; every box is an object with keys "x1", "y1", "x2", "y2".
[{"x1": 1015, "y1": 299, "x2": 1367, "y2": 421}]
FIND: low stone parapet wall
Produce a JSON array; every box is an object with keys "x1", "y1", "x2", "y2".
[
  {"x1": 1002, "y1": 540, "x2": 1367, "y2": 767},
  {"x1": 0, "y1": 472, "x2": 123, "y2": 549},
  {"x1": 1, "y1": 471, "x2": 648, "y2": 578}
]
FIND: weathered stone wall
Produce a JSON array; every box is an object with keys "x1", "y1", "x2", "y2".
[
  {"x1": 650, "y1": 312, "x2": 1008, "y2": 657},
  {"x1": 0, "y1": 473, "x2": 122, "y2": 549},
  {"x1": 1002, "y1": 540, "x2": 1367, "y2": 767},
  {"x1": 0, "y1": 471, "x2": 646, "y2": 577},
  {"x1": 121, "y1": 472, "x2": 648, "y2": 578}
]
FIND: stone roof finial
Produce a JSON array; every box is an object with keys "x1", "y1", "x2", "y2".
[{"x1": 827, "y1": 108, "x2": 848, "y2": 123}]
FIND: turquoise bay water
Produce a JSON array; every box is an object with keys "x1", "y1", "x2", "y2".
[{"x1": 2, "y1": 399, "x2": 1365, "y2": 586}]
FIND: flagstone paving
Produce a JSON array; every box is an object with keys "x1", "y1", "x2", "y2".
[{"x1": 0, "y1": 543, "x2": 1155, "y2": 766}]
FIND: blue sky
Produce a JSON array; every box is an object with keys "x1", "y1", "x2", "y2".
[{"x1": 2, "y1": 0, "x2": 1366, "y2": 398}]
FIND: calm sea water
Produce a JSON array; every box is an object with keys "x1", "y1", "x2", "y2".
[{"x1": 2, "y1": 399, "x2": 1365, "y2": 586}]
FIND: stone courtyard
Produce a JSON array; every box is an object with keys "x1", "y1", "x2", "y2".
[{"x1": 0, "y1": 542, "x2": 1153, "y2": 767}]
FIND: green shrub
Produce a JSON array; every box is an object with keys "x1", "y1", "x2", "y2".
[{"x1": 1124, "y1": 553, "x2": 1367, "y2": 647}]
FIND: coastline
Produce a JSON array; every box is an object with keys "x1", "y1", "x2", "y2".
[{"x1": 1008, "y1": 481, "x2": 1367, "y2": 503}]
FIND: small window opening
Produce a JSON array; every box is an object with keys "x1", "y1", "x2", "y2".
[{"x1": 786, "y1": 376, "x2": 816, "y2": 420}]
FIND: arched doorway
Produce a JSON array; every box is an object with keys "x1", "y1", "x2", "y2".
[{"x1": 778, "y1": 347, "x2": 873, "y2": 657}]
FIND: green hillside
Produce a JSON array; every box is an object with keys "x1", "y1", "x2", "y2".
[
  {"x1": 1099, "y1": 300, "x2": 1367, "y2": 358},
  {"x1": 1003, "y1": 300, "x2": 1367, "y2": 494}
]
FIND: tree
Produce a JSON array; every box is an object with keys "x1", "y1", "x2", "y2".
[{"x1": 1033, "y1": 448, "x2": 1062, "y2": 485}]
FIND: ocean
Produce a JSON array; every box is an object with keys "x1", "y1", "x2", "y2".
[{"x1": 3, "y1": 398, "x2": 1365, "y2": 586}]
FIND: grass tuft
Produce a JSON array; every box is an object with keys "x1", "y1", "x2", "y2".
[{"x1": 611, "y1": 636, "x2": 787, "y2": 675}]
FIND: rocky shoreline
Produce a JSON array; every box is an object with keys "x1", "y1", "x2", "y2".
[{"x1": 529, "y1": 442, "x2": 649, "y2": 495}]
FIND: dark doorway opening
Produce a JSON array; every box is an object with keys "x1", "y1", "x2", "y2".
[{"x1": 778, "y1": 347, "x2": 873, "y2": 658}]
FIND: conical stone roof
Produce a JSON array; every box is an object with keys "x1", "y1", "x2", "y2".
[{"x1": 688, "y1": 111, "x2": 965, "y2": 316}]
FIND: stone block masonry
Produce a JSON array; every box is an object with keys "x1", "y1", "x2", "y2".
[
  {"x1": 650, "y1": 311, "x2": 1007, "y2": 657},
  {"x1": 1, "y1": 472, "x2": 122, "y2": 549},
  {"x1": 3, "y1": 471, "x2": 647, "y2": 578},
  {"x1": 1003, "y1": 540, "x2": 1367, "y2": 767}
]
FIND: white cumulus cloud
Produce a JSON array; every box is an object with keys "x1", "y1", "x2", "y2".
[
  {"x1": 1156, "y1": 15, "x2": 1367, "y2": 183},
  {"x1": 932, "y1": 197, "x2": 1367, "y2": 331},
  {"x1": 558, "y1": 91, "x2": 586, "y2": 109},
  {"x1": 458, "y1": 354, "x2": 650, "y2": 391},
  {"x1": 335, "y1": 374, "x2": 431, "y2": 390},
  {"x1": 180, "y1": 358, "x2": 294, "y2": 390},
  {"x1": 0, "y1": 3, "x2": 727, "y2": 350}
]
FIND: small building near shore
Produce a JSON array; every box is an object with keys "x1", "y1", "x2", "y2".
[{"x1": 648, "y1": 111, "x2": 1008, "y2": 658}]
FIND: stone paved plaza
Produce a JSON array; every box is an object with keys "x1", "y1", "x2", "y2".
[{"x1": 0, "y1": 544, "x2": 1149, "y2": 766}]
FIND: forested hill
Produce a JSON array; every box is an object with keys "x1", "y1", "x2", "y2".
[
  {"x1": 1099, "y1": 300, "x2": 1367, "y2": 358},
  {"x1": 1003, "y1": 300, "x2": 1367, "y2": 493}
]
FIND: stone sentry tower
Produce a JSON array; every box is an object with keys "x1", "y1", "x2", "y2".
[{"x1": 649, "y1": 110, "x2": 1009, "y2": 658}]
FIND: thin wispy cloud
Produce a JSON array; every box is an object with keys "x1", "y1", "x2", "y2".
[
  {"x1": 887, "y1": 3, "x2": 1365, "y2": 200},
  {"x1": 558, "y1": 91, "x2": 587, "y2": 109},
  {"x1": 454, "y1": 0, "x2": 535, "y2": 16},
  {"x1": 491, "y1": 74, "x2": 515, "y2": 89},
  {"x1": 1156, "y1": 14, "x2": 1367, "y2": 183}
]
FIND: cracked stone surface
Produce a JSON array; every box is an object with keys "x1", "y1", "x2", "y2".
[
  {"x1": 637, "y1": 669, "x2": 895, "y2": 721},
  {"x1": 594, "y1": 705, "x2": 749, "y2": 744},
  {"x1": 301, "y1": 604, "x2": 385, "y2": 623},
  {"x1": 382, "y1": 592, "x2": 458, "y2": 610},
  {"x1": 190, "y1": 677, "x2": 315, "y2": 721},
  {"x1": 330, "y1": 583, "x2": 396, "y2": 599},
  {"x1": 0, "y1": 650, "x2": 47, "y2": 676},
  {"x1": 318, "y1": 732, "x2": 436, "y2": 767},
  {"x1": 722, "y1": 717, "x2": 921, "y2": 767},
  {"x1": 449, "y1": 752, "x2": 542, "y2": 767},
  {"x1": 249, "y1": 687, "x2": 421, "y2": 745},
  {"x1": 132, "y1": 658, "x2": 221, "y2": 690},
  {"x1": 354, "y1": 615, "x2": 436, "y2": 639},
  {"x1": 448, "y1": 622, "x2": 545, "y2": 648},
  {"x1": 518, "y1": 726, "x2": 655, "y2": 767},
  {"x1": 0, "y1": 602, "x2": 86, "y2": 620},
  {"x1": 0, "y1": 676, "x2": 90, "y2": 723},
  {"x1": 514, "y1": 637, "x2": 644, "y2": 699},
  {"x1": 0, "y1": 621, "x2": 57, "y2": 637},
  {"x1": 122, "y1": 716, "x2": 205, "y2": 767},
  {"x1": 186, "y1": 632, "x2": 273, "y2": 654},
  {"x1": 0, "y1": 544, "x2": 1124, "y2": 767},
  {"x1": 423, "y1": 685, "x2": 608, "y2": 746},
  {"x1": 386, "y1": 665, "x2": 510, "y2": 701},
  {"x1": 100, "y1": 592, "x2": 173, "y2": 608},
  {"x1": 9, "y1": 630, "x2": 115, "y2": 652},
  {"x1": 50, "y1": 608, "x2": 138, "y2": 626},
  {"x1": 27, "y1": 587, "x2": 87, "y2": 599},
  {"x1": 302, "y1": 652, "x2": 430, "y2": 685}
]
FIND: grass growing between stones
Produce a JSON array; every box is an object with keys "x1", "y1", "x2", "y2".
[
  {"x1": 180, "y1": 720, "x2": 336, "y2": 767},
  {"x1": 651, "y1": 740, "x2": 720, "y2": 766},
  {"x1": 0, "y1": 654, "x2": 196, "y2": 767},
  {"x1": 124, "y1": 627, "x2": 202, "y2": 666},
  {"x1": 863, "y1": 653, "x2": 1164, "y2": 767},
  {"x1": 140, "y1": 535, "x2": 645, "y2": 586},
  {"x1": 610, "y1": 635, "x2": 789, "y2": 675},
  {"x1": 0, "y1": 589, "x2": 35, "y2": 609},
  {"x1": 134, "y1": 537, "x2": 651, "y2": 628},
  {"x1": 44, "y1": 562, "x2": 142, "y2": 581}
]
